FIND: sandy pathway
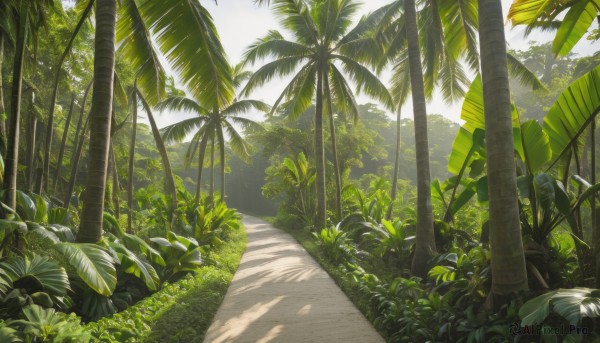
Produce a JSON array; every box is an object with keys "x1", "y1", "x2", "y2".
[{"x1": 203, "y1": 215, "x2": 385, "y2": 343}]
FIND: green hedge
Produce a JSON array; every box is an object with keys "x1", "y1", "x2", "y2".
[{"x1": 84, "y1": 226, "x2": 247, "y2": 342}]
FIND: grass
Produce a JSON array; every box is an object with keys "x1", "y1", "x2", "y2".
[
  {"x1": 84, "y1": 225, "x2": 247, "y2": 342},
  {"x1": 269, "y1": 219, "x2": 388, "y2": 339}
]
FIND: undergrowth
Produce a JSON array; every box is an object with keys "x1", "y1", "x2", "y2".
[{"x1": 84, "y1": 223, "x2": 247, "y2": 342}]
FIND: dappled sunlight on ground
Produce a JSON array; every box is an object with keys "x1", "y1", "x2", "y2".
[{"x1": 203, "y1": 215, "x2": 384, "y2": 343}]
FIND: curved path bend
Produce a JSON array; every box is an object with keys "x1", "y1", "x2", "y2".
[{"x1": 203, "y1": 215, "x2": 385, "y2": 343}]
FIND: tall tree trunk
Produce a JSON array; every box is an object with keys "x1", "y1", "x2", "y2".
[
  {"x1": 217, "y1": 122, "x2": 226, "y2": 202},
  {"x1": 323, "y1": 69, "x2": 342, "y2": 220},
  {"x1": 43, "y1": 0, "x2": 95, "y2": 195},
  {"x1": 478, "y1": 0, "x2": 528, "y2": 302},
  {"x1": 77, "y1": 0, "x2": 117, "y2": 243},
  {"x1": 405, "y1": 0, "x2": 436, "y2": 277},
  {"x1": 4, "y1": 2, "x2": 29, "y2": 211},
  {"x1": 138, "y1": 89, "x2": 178, "y2": 226},
  {"x1": 53, "y1": 93, "x2": 76, "y2": 192},
  {"x1": 315, "y1": 64, "x2": 327, "y2": 228},
  {"x1": 127, "y1": 85, "x2": 137, "y2": 233},
  {"x1": 72, "y1": 79, "x2": 93, "y2": 166},
  {"x1": 26, "y1": 109, "x2": 37, "y2": 192},
  {"x1": 64, "y1": 111, "x2": 91, "y2": 209},
  {"x1": 387, "y1": 107, "x2": 402, "y2": 220},
  {"x1": 591, "y1": 120, "x2": 600, "y2": 288},
  {"x1": 0, "y1": 33, "x2": 7, "y2": 157},
  {"x1": 110, "y1": 142, "x2": 120, "y2": 219},
  {"x1": 195, "y1": 135, "x2": 209, "y2": 208},
  {"x1": 209, "y1": 136, "x2": 215, "y2": 206}
]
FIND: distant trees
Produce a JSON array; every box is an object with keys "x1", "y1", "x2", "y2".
[{"x1": 243, "y1": 0, "x2": 392, "y2": 226}]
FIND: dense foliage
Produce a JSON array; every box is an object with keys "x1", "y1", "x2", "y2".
[{"x1": 1, "y1": 0, "x2": 600, "y2": 341}]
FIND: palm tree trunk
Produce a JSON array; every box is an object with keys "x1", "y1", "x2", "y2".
[
  {"x1": 72, "y1": 79, "x2": 93, "y2": 166},
  {"x1": 138, "y1": 89, "x2": 178, "y2": 227},
  {"x1": 53, "y1": 93, "x2": 76, "y2": 192},
  {"x1": 127, "y1": 85, "x2": 138, "y2": 233},
  {"x1": 478, "y1": 0, "x2": 528, "y2": 302},
  {"x1": 64, "y1": 110, "x2": 91, "y2": 209},
  {"x1": 26, "y1": 110, "x2": 37, "y2": 192},
  {"x1": 43, "y1": 0, "x2": 95, "y2": 195},
  {"x1": 4, "y1": 1, "x2": 29, "y2": 211},
  {"x1": 195, "y1": 135, "x2": 209, "y2": 207},
  {"x1": 210, "y1": 136, "x2": 215, "y2": 206},
  {"x1": 216, "y1": 122, "x2": 226, "y2": 201},
  {"x1": 77, "y1": 0, "x2": 117, "y2": 243},
  {"x1": 405, "y1": 0, "x2": 436, "y2": 277},
  {"x1": 315, "y1": 64, "x2": 327, "y2": 228},
  {"x1": 323, "y1": 69, "x2": 342, "y2": 220},
  {"x1": 110, "y1": 142, "x2": 120, "y2": 219},
  {"x1": 387, "y1": 107, "x2": 402, "y2": 220},
  {"x1": 591, "y1": 120, "x2": 600, "y2": 288},
  {"x1": 0, "y1": 33, "x2": 7, "y2": 157},
  {"x1": 591, "y1": 143, "x2": 598, "y2": 282}
]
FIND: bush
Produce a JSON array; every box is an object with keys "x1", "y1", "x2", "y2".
[{"x1": 84, "y1": 223, "x2": 246, "y2": 342}]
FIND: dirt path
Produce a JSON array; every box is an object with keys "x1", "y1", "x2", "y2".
[{"x1": 203, "y1": 215, "x2": 385, "y2": 343}]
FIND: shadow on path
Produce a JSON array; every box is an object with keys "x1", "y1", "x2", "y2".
[{"x1": 202, "y1": 215, "x2": 384, "y2": 343}]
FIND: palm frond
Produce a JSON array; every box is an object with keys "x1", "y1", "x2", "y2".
[
  {"x1": 223, "y1": 121, "x2": 253, "y2": 162},
  {"x1": 243, "y1": 30, "x2": 311, "y2": 66},
  {"x1": 338, "y1": 1, "x2": 402, "y2": 47},
  {"x1": 389, "y1": 50, "x2": 411, "y2": 107},
  {"x1": 317, "y1": 0, "x2": 360, "y2": 45},
  {"x1": 161, "y1": 117, "x2": 207, "y2": 143},
  {"x1": 334, "y1": 54, "x2": 394, "y2": 110},
  {"x1": 242, "y1": 55, "x2": 310, "y2": 96},
  {"x1": 328, "y1": 64, "x2": 359, "y2": 123},
  {"x1": 228, "y1": 116, "x2": 265, "y2": 133},
  {"x1": 276, "y1": 63, "x2": 317, "y2": 119},
  {"x1": 439, "y1": 0, "x2": 479, "y2": 71},
  {"x1": 117, "y1": 0, "x2": 166, "y2": 106},
  {"x1": 418, "y1": 0, "x2": 445, "y2": 100},
  {"x1": 437, "y1": 56, "x2": 470, "y2": 104},
  {"x1": 140, "y1": 0, "x2": 234, "y2": 108},
  {"x1": 507, "y1": 52, "x2": 547, "y2": 90},
  {"x1": 221, "y1": 100, "x2": 271, "y2": 117},
  {"x1": 155, "y1": 96, "x2": 209, "y2": 114},
  {"x1": 272, "y1": 0, "x2": 319, "y2": 46}
]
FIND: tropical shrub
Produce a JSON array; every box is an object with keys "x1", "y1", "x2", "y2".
[
  {"x1": 518, "y1": 288, "x2": 600, "y2": 341},
  {"x1": 0, "y1": 305, "x2": 91, "y2": 342},
  {"x1": 313, "y1": 226, "x2": 359, "y2": 264}
]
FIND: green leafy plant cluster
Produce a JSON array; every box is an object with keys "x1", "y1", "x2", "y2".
[{"x1": 84, "y1": 223, "x2": 246, "y2": 342}]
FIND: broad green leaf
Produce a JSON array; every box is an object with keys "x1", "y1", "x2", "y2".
[
  {"x1": 123, "y1": 233, "x2": 165, "y2": 267},
  {"x1": 552, "y1": 0, "x2": 598, "y2": 57},
  {"x1": 508, "y1": 0, "x2": 557, "y2": 26},
  {"x1": 56, "y1": 243, "x2": 117, "y2": 296},
  {"x1": 520, "y1": 291, "x2": 554, "y2": 325},
  {"x1": 109, "y1": 242, "x2": 160, "y2": 291},
  {"x1": 0, "y1": 255, "x2": 69, "y2": 296},
  {"x1": 449, "y1": 179, "x2": 477, "y2": 216},
  {"x1": 543, "y1": 65, "x2": 600, "y2": 165},
  {"x1": 534, "y1": 173, "x2": 556, "y2": 211},
  {"x1": 519, "y1": 120, "x2": 551, "y2": 173},
  {"x1": 552, "y1": 288, "x2": 600, "y2": 325}
]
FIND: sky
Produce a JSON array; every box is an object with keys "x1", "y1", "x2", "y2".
[{"x1": 151, "y1": 0, "x2": 598, "y2": 127}]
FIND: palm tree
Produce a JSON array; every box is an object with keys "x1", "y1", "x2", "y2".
[
  {"x1": 52, "y1": 93, "x2": 76, "y2": 192},
  {"x1": 159, "y1": 70, "x2": 268, "y2": 207},
  {"x1": 243, "y1": 0, "x2": 393, "y2": 227},
  {"x1": 127, "y1": 81, "x2": 138, "y2": 233},
  {"x1": 77, "y1": 0, "x2": 117, "y2": 243},
  {"x1": 376, "y1": 1, "x2": 478, "y2": 228},
  {"x1": 3, "y1": 0, "x2": 58, "y2": 211},
  {"x1": 74, "y1": 0, "x2": 233, "y2": 239},
  {"x1": 479, "y1": 0, "x2": 528, "y2": 304},
  {"x1": 42, "y1": 0, "x2": 94, "y2": 194}
]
